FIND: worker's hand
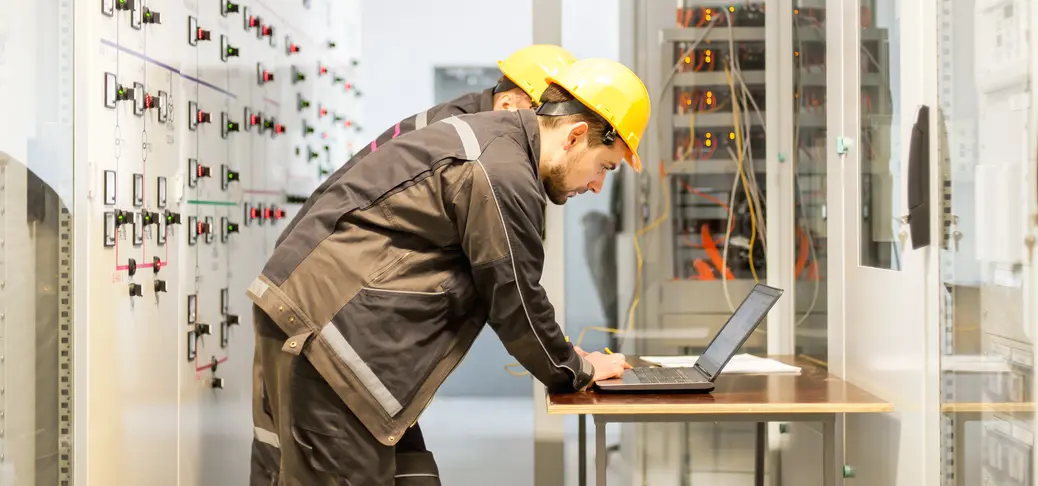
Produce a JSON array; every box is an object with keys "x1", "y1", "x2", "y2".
[
  {"x1": 573, "y1": 346, "x2": 589, "y2": 358},
  {"x1": 584, "y1": 351, "x2": 632, "y2": 382}
]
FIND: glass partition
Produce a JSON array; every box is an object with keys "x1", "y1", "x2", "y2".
[
  {"x1": 792, "y1": 1, "x2": 829, "y2": 366},
  {"x1": 937, "y1": 1, "x2": 1035, "y2": 485},
  {"x1": 859, "y1": 0, "x2": 902, "y2": 271},
  {"x1": 0, "y1": 0, "x2": 76, "y2": 483}
]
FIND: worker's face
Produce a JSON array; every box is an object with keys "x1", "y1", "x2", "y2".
[
  {"x1": 493, "y1": 90, "x2": 534, "y2": 111},
  {"x1": 542, "y1": 122, "x2": 628, "y2": 205}
]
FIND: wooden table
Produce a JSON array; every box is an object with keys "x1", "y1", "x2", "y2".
[{"x1": 547, "y1": 356, "x2": 893, "y2": 486}]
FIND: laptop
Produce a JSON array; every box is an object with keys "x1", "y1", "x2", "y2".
[{"x1": 595, "y1": 283, "x2": 784, "y2": 393}]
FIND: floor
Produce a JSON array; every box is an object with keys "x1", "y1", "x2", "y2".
[{"x1": 419, "y1": 396, "x2": 765, "y2": 486}]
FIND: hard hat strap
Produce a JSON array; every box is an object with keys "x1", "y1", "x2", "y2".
[{"x1": 536, "y1": 100, "x2": 618, "y2": 146}]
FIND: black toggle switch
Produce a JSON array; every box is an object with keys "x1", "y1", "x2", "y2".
[
  {"x1": 222, "y1": 1, "x2": 240, "y2": 15},
  {"x1": 319, "y1": 166, "x2": 330, "y2": 177},
  {"x1": 143, "y1": 7, "x2": 160, "y2": 24},
  {"x1": 144, "y1": 92, "x2": 160, "y2": 110},
  {"x1": 196, "y1": 108, "x2": 212, "y2": 124},
  {"x1": 154, "y1": 279, "x2": 167, "y2": 293},
  {"x1": 223, "y1": 165, "x2": 240, "y2": 188},
  {"x1": 115, "y1": 0, "x2": 134, "y2": 11},
  {"x1": 257, "y1": 64, "x2": 275, "y2": 85},
  {"x1": 226, "y1": 44, "x2": 240, "y2": 58},
  {"x1": 303, "y1": 120, "x2": 315, "y2": 136},
  {"x1": 226, "y1": 222, "x2": 240, "y2": 234},
  {"x1": 196, "y1": 220, "x2": 211, "y2": 236},
  {"x1": 164, "y1": 210, "x2": 181, "y2": 225},
  {"x1": 212, "y1": 377, "x2": 225, "y2": 389},
  {"x1": 247, "y1": 110, "x2": 262, "y2": 129},
  {"x1": 333, "y1": 74, "x2": 345, "y2": 84},
  {"x1": 307, "y1": 147, "x2": 319, "y2": 160},
  {"x1": 196, "y1": 323, "x2": 212, "y2": 335},
  {"x1": 196, "y1": 163, "x2": 212, "y2": 179},
  {"x1": 297, "y1": 93, "x2": 310, "y2": 111},
  {"x1": 211, "y1": 356, "x2": 220, "y2": 372},
  {"x1": 221, "y1": 112, "x2": 240, "y2": 139},
  {"x1": 226, "y1": 314, "x2": 240, "y2": 326},
  {"x1": 196, "y1": 27, "x2": 212, "y2": 42},
  {"x1": 127, "y1": 258, "x2": 138, "y2": 277},
  {"x1": 129, "y1": 283, "x2": 143, "y2": 297},
  {"x1": 116, "y1": 84, "x2": 134, "y2": 102},
  {"x1": 114, "y1": 209, "x2": 133, "y2": 227},
  {"x1": 333, "y1": 113, "x2": 345, "y2": 123},
  {"x1": 153, "y1": 256, "x2": 162, "y2": 273},
  {"x1": 292, "y1": 66, "x2": 306, "y2": 84},
  {"x1": 327, "y1": 40, "x2": 337, "y2": 49},
  {"x1": 141, "y1": 209, "x2": 158, "y2": 226}
]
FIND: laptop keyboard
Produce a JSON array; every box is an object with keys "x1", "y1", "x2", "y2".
[{"x1": 632, "y1": 367, "x2": 701, "y2": 384}]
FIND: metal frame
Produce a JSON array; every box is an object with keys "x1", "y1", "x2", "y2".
[{"x1": 576, "y1": 412, "x2": 845, "y2": 486}]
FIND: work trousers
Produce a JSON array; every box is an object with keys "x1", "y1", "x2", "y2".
[{"x1": 250, "y1": 305, "x2": 441, "y2": 486}]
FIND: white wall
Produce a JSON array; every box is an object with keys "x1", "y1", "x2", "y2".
[{"x1": 359, "y1": 0, "x2": 534, "y2": 137}]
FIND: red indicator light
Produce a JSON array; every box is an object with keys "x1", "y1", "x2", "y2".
[
  {"x1": 263, "y1": 208, "x2": 272, "y2": 219},
  {"x1": 345, "y1": 82, "x2": 352, "y2": 90},
  {"x1": 320, "y1": 107, "x2": 328, "y2": 117},
  {"x1": 197, "y1": 28, "x2": 205, "y2": 40},
  {"x1": 250, "y1": 208, "x2": 258, "y2": 218},
  {"x1": 319, "y1": 65, "x2": 328, "y2": 74},
  {"x1": 197, "y1": 222, "x2": 204, "y2": 234}
]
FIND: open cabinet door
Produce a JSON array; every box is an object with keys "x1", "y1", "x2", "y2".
[{"x1": 836, "y1": 0, "x2": 940, "y2": 485}]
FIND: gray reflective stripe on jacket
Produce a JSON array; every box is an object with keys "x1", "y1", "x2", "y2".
[
  {"x1": 247, "y1": 110, "x2": 593, "y2": 445},
  {"x1": 276, "y1": 89, "x2": 494, "y2": 248}
]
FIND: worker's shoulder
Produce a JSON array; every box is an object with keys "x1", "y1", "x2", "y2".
[{"x1": 448, "y1": 110, "x2": 534, "y2": 154}]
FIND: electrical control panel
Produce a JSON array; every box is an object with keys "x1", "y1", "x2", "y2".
[{"x1": 83, "y1": 1, "x2": 362, "y2": 484}]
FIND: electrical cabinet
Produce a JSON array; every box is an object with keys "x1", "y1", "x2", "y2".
[{"x1": 1, "y1": 0, "x2": 362, "y2": 484}]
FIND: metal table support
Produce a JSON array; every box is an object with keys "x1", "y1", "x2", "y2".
[{"x1": 577, "y1": 413, "x2": 845, "y2": 486}]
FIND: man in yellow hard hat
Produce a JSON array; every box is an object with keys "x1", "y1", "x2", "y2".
[
  {"x1": 275, "y1": 44, "x2": 577, "y2": 247},
  {"x1": 247, "y1": 58, "x2": 650, "y2": 485}
]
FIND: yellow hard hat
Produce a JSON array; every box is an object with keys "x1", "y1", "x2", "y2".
[
  {"x1": 498, "y1": 45, "x2": 577, "y2": 103},
  {"x1": 543, "y1": 59, "x2": 651, "y2": 172}
]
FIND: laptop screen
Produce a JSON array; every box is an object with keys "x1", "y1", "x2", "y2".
[{"x1": 696, "y1": 284, "x2": 783, "y2": 381}]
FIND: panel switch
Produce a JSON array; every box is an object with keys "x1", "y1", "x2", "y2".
[
  {"x1": 154, "y1": 280, "x2": 167, "y2": 293},
  {"x1": 297, "y1": 93, "x2": 310, "y2": 111},
  {"x1": 221, "y1": 165, "x2": 240, "y2": 190},
  {"x1": 221, "y1": 36, "x2": 240, "y2": 62},
  {"x1": 222, "y1": 1, "x2": 240, "y2": 16},
  {"x1": 127, "y1": 258, "x2": 138, "y2": 277},
  {"x1": 114, "y1": 209, "x2": 133, "y2": 227},
  {"x1": 196, "y1": 323, "x2": 212, "y2": 336},
  {"x1": 292, "y1": 66, "x2": 306, "y2": 84},
  {"x1": 221, "y1": 112, "x2": 240, "y2": 138},
  {"x1": 212, "y1": 377, "x2": 225, "y2": 389},
  {"x1": 143, "y1": 7, "x2": 160, "y2": 24},
  {"x1": 164, "y1": 210, "x2": 182, "y2": 225},
  {"x1": 129, "y1": 283, "x2": 143, "y2": 298},
  {"x1": 257, "y1": 64, "x2": 275, "y2": 85}
]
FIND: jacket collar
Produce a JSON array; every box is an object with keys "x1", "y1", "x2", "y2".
[
  {"x1": 517, "y1": 110, "x2": 541, "y2": 178},
  {"x1": 478, "y1": 88, "x2": 495, "y2": 112}
]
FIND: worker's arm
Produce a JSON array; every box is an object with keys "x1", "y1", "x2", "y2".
[{"x1": 453, "y1": 140, "x2": 595, "y2": 393}]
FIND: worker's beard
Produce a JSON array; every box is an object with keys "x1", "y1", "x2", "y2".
[{"x1": 542, "y1": 162, "x2": 572, "y2": 205}]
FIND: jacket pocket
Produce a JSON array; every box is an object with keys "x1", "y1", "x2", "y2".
[{"x1": 329, "y1": 287, "x2": 455, "y2": 412}]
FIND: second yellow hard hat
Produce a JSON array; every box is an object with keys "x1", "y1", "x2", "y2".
[{"x1": 498, "y1": 45, "x2": 578, "y2": 103}]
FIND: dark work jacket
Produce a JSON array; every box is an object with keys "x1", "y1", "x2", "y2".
[
  {"x1": 247, "y1": 110, "x2": 594, "y2": 446},
  {"x1": 276, "y1": 89, "x2": 496, "y2": 246}
]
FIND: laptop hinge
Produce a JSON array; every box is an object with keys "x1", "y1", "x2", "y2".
[{"x1": 691, "y1": 363, "x2": 711, "y2": 381}]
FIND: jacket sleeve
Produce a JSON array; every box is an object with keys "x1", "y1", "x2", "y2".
[{"x1": 452, "y1": 140, "x2": 595, "y2": 393}]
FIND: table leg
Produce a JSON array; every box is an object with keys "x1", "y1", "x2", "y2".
[
  {"x1": 579, "y1": 414, "x2": 587, "y2": 486},
  {"x1": 822, "y1": 415, "x2": 844, "y2": 486},
  {"x1": 596, "y1": 419, "x2": 607, "y2": 486},
  {"x1": 755, "y1": 422, "x2": 766, "y2": 486}
]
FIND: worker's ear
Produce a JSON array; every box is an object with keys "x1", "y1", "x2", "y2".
[
  {"x1": 565, "y1": 122, "x2": 589, "y2": 149},
  {"x1": 496, "y1": 93, "x2": 515, "y2": 111}
]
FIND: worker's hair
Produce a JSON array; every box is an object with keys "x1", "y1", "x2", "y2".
[{"x1": 537, "y1": 83, "x2": 616, "y2": 149}]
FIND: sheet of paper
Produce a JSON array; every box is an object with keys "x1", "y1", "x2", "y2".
[{"x1": 639, "y1": 353, "x2": 802, "y2": 374}]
